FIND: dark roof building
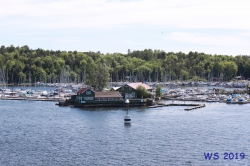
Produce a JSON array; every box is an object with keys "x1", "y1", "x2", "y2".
[
  {"x1": 63, "y1": 85, "x2": 155, "y2": 107},
  {"x1": 75, "y1": 87, "x2": 123, "y2": 102},
  {"x1": 77, "y1": 87, "x2": 88, "y2": 94}
]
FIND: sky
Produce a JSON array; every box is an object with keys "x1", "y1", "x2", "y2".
[{"x1": 0, "y1": 0, "x2": 250, "y2": 56}]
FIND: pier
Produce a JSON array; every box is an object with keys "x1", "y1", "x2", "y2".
[
  {"x1": 0, "y1": 96, "x2": 65, "y2": 102},
  {"x1": 148, "y1": 102, "x2": 206, "y2": 111},
  {"x1": 184, "y1": 104, "x2": 206, "y2": 111}
]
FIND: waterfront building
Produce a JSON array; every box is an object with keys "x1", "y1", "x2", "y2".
[
  {"x1": 61, "y1": 83, "x2": 155, "y2": 107},
  {"x1": 71, "y1": 87, "x2": 124, "y2": 105},
  {"x1": 116, "y1": 82, "x2": 154, "y2": 99}
]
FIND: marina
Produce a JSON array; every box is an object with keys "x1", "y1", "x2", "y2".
[{"x1": 0, "y1": 81, "x2": 250, "y2": 106}]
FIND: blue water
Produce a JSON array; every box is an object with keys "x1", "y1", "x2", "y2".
[{"x1": 0, "y1": 99, "x2": 250, "y2": 166}]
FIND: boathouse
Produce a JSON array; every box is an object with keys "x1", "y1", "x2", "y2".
[
  {"x1": 116, "y1": 82, "x2": 153, "y2": 98},
  {"x1": 76, "y1": 87, "x2": 95, "y2": 101},
  {"x1": 62, "y1": 86, "x2": 154, "y2": 107},
  {"x1": 72, "y1": 87, "x2": 124, "y2": 105}
]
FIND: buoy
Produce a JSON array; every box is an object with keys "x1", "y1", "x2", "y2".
[
  {"x1": 124, "y1": 114, "x2": 131, "y2": 124},
  {"x1": 124, "y1": 98, "x2": 131, "y2": 124}
]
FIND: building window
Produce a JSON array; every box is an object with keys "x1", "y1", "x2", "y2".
[
  {"x1": 86, "y1": 91, "x2": 91, "y2": 95},
  {"x1": 132, "y1": 92, "x2": 135, "y2": 97},
  {"x1": 84, "y1": 97, "x2": 94, "y2": 100}
]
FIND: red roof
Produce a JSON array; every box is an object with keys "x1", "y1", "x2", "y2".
[
  {"x1": 128, "y1": 82, "x2": 153, "y2": 90},
  {"x1": 77, "y1": 87, "x2": 88, "y2": 93}
]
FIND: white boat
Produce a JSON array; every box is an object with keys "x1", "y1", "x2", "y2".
[{"x1": 238, "y1": 98, "x2": 246, "y2": 104}]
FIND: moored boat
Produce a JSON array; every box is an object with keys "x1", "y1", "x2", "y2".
[{"x1": 238, "y1": 98, "x2": 246, "y2": 104}]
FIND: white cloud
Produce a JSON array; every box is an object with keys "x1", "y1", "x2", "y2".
[
  {"x1": 1, "y1": 0, "x2": 250, "y2": 55},
  {"x1": 1, "y1": 0, "x2": 250, "y2": 29}
]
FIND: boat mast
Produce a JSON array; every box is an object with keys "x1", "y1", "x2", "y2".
[
  {"x1": 12, "y1": 69, "x2": 14, "y2": 92},
  {"x1": 6, "y1": 69, "x2": 8, "y2": 89}
]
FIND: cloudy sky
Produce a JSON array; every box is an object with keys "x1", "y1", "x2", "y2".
[{"x1": 1, "y1": 0, "x2": 250, "y2": 55}]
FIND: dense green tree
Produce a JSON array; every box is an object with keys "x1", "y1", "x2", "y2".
[
  {"x1": 85, "y1": 63, "x2": 109, "y2": 91},
  {"x1": 0, "y1": 44, "x2": 250, "y2": 86},
  {"x1": 223, "y1": 61, "x2": 238, "y2": 81},
  {"x1": 136, "y1": 85, "x2": 149, "y2": 98},
  {"x1": 156, "y1": 84, "x2": 162, "y2": 97}
]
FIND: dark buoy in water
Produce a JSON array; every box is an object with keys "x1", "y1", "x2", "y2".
[{"x1": 124, "y1": 98, "x2": 131, "y2": 124}]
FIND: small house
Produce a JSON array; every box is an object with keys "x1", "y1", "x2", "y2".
[
  {"x1": 76, "y1": 87, "x2": 95, "y2": 101},
  {"x1": 116, "y1": 82, "x2": 153, "y2": 99}
]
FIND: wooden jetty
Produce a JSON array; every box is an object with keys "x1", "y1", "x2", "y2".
[
  {"x1": 0, "y1": 96, "x2": 65, "y2": 102},
  {"x1": 148, "y1": 102, "x2": 206, "y2": 111},
  {"x1": 184, "y1": 104, "x2": 206, "y2": 111}
]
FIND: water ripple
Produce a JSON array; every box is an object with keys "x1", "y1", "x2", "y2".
[{"x1": 0, "y1": 100, "x2": 250, "y2": 165}]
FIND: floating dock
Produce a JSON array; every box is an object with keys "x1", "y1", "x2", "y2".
[
  {"x1": 148, "y1": 102, "x2": 206, "y2": 111},
  {"x1": 0, "y1": 97, "x2": 65, "y2": 102},
  {"x1": 184, "y1": 104, "x2": 206, "y2": 111}
]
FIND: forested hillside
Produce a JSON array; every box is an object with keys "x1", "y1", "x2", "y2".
[{"x1": 0, "y1": 45, "x2": 249, "y2": 85}]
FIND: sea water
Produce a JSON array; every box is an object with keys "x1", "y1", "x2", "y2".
[{"x1": 0, "y1": 99, "x2": 250, "y2": 165}]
